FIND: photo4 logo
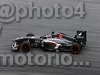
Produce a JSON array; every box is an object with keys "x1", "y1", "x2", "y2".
[{"x1": 0, "y1": 2, "x2": 86, "y2": 23}]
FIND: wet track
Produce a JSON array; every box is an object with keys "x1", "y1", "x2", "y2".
[{"x1": 0, "y1": 0, "x2": 100, "y2": 75}]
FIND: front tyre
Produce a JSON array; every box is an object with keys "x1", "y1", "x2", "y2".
[{"x1": 20, "y1": 42, "x2": 31, "y2": 52}]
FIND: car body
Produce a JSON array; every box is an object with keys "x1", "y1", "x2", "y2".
[
  {"x1": 41, "y1": 38, "x2": 73, "y2": 50},
  {"x1": 41, "y1": 38, "x2": 81, "y2": 54}
]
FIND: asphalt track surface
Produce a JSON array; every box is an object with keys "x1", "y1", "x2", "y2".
[{"x1": 0, "y1": 0, "x2": 100, "y2": 75}]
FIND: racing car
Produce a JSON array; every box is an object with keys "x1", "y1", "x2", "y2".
[{"x1": 12, "y1": 31, "x2": 87, "y2": 54}]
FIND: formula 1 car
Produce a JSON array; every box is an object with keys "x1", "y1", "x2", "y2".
[{"x1": 12, "y1": 31, "x2": 87, "y2": 54}]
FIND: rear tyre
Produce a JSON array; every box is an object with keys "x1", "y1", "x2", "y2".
[{"x1": 71, "y1": 43, "x2": 81, "y2": 54}]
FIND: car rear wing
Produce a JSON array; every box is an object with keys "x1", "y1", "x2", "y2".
[{"x1": 74, "y1": 30, "x2": 87, "y2": 47}]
